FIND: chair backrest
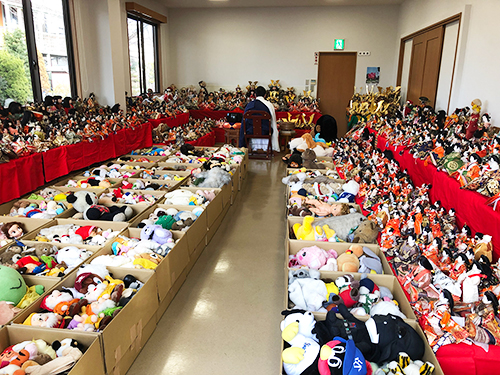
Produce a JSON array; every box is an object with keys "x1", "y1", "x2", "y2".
[{"x1": 243, "y1": 110, "x2": 271, "y2": 136}]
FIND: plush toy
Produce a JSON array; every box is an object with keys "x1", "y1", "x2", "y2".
[
  {"x1": 302, "y1": 149, "x2": 321, "y2": 169},
  {"x1": 288, "y1": 276, "x2": 327, "y2": 312},
  {"x1": 288, "y1": 269, "x2": 321, "y2": 284},
  {"x1": 280, "y1": 310, "x2": 320, "y2": 375},
  {"x1": 23, "y1": 339, "x2": 83, "y2": 375},
  {"x1": 38, "y1": 224, "x2": 81, "y2": 243},
  {"x1": 318, "y1": 337, "x2": 369, "y2": 375},
  {"x1": 352, "y1": 219, "x2": 380, "y2": 244},
  {"x1": 140, "y1": 225, "x2": 172, "y2": 245},
  {"x1": 379, "y1": 352, "x2": 435, "y2": 375},
  {"x1": 67, "y1": 191, "x2": 133, "y2": 222},
  {"x1": 191, "y1": 168, "x2": 232, "y2": 188},
  {"x1": 314, "y1": 213, "x2": 366, "y2": 242},
  {"x1": 292, "y1": 216, "x2": 340, "y2": 242},
  {"x1": 56, "y1": 247, "x2": 92, "y2": 270},
  {"x1": 338, "y1": 180, "x2": 360, "y2": 203},
  {"x1": 336, "y1": 250, "x2": 360, "y2": 272},
  {"x1": 292, "y1": 246, "x2": 337, "y2": 270}
]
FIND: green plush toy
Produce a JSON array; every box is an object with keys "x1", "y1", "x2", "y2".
[
  {"x1": 0, "y1": 264, "x2": 28, "y2": 305},
  {"x1": 156, "y1": 215, "x2": 176, "y2": 230}
]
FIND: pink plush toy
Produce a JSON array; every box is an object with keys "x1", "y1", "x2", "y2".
[{"x1": 294, "y1": 246, "x2": 337, "y2": 270}]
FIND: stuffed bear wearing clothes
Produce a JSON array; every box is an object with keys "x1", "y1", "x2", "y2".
[{"x1": 67, "y1": 191, "x2": 133, "y2": 222}]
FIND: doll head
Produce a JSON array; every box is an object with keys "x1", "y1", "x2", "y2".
[
  {"x1": 1, "y1": 222, "x2": 25, "y2": 239},
  {"x1": 23, "y1": 312, "x2": 62, "y2": 328},
  {"x1": 330, "y1": 203, "x2": 350, "y2": 216}
]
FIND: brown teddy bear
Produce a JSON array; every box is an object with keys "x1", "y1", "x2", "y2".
[{"x1": 352, "y1": 219, "x2": 380, "y2": 244}]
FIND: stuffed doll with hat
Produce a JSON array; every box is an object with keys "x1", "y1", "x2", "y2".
[
  {"x1": 67, "y1": 191, "x2": 133, "y2": 222},
  {"x1": 280, "y1": 310, "x2": 320, "y2": 375},
  {"x1": 318, "y1": 337, "x2": 371, "y2": 375}
]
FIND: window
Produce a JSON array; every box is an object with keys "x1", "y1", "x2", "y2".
[
  {"x1": 127, "y1": 14, "x2": 159, "y2": 96},
  {"x1": 0, "y1": 0, "x2": 76, "y2": 104}
]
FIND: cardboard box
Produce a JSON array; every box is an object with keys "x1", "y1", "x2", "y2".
[
  {"x1": 119, "y1": 189, "x2": 166, "y2": 205},
  {"x1": 52, "y1": 176, "x2": 122, "y2": 189},
  {"x1": 0, "y1": 275, "x2": 61, "y2": 327},
  {"x1": 81, "y1": 167, "x2": 141, "y2": 179},
  {"x1": 285, "y1": 270, "x2": 416, "y2": 320},
  {"x1": 127, "y1": 228, "x2": 189, "y2": 301},
  {"x1": 121, "y1": 154, "x2": 168, "y2": 163},
  {"x1": 0, "y1": 325, "x2": 104, "y2": 375},
  {"x1": 23, "y1": 218, "x2": 129, "y2": 245},
  {"x1": 13, "y1": 267, "x2": 158, "y2": 375},
  {"x1": 0, "y1": 199, "x2": 73, "y2": 218},
  {"x1": 279, "y1": 316, "x2": 444, "y2": 375},
  {"x1": 220, "y1": 182, "x2": 232, "y2": 208},
  {"x1": 155, "y1": 267, "x2": 188, "y2": 323},
  {"x1": 230, "y1": 166, "x2": 240, "y2": 204},
  {"x1": 185, "y1": 237, "x2": 206, "y2": 275},
  {"x1": 116, "y1": 161, "x2": 157, "y2": 169},
  {"x1": 287, "y1": 216, "x2": 372, "y2": 245},
  {"x1": 156, "y1": 162, "x2": 198, "y2": 171},
  {"x1": 133, "y1": 204, "x2": 208, "y2": 256},
  {"x1": 19, "y1": 240, "x2": 104, "y2": 277},
  {"x1": 287, "y1": 240, "x2": 392, "y2": 275},
  {"x1": 0, "y1": 217, "x2": 54, "y2": 243},
  {"x1": 107, "y1": 313, "x2": 157, "y2": 375},
  {"x1": 206, "y1": 204, "x2": 229, "y2": 244},
  {"x1": 164, "y1": 187, "x2": 223, "y2": 229}
]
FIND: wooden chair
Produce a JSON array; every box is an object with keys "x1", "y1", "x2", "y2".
[{"x1": 243, "y1": 110, "x2": 272, "y2": 160}]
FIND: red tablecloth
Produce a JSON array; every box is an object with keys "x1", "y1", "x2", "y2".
[
  {"x1": 436, "y1": 343, "x2": 500, "y2": 375},
  {"x1": 0, "y1": 153, "x2": 44, "y2": 203},
  {"x1": 148, "y1": 112, "x2": 189, "y2": 128},
  {"x1": 186, "y1": 131, "x2": 215, "y2": 147},
  {"x1": 374, "y1": 133, "x2": 500, "y2": 260},
  {"x1": 214, "y1": 128, "x2": 225, "y2": 143},
  {"x1": 189, "y1": 109, "x2": 322, "y2": 124}
]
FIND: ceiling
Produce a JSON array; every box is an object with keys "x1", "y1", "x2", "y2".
[{"x1": 162, "y1": 0, "x2": 404, "y2": 8}]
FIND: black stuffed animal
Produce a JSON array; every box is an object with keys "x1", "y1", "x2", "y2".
[
  {"x1": 313, "y1": 304, "x2": 425, "y2": 365},
  {"x1": 282, "y1": 149, "x2": 303, "y2": 168}
]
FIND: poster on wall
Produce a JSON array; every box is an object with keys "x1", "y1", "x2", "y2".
[{"x1": 366, "y1": 67, "x2": 380, "y2": 84}]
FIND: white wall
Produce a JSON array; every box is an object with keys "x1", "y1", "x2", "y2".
[
  {"x1": 73, "y1": 0, "x2": 115, "y2": 105},
  {"x1": 73, "y1": 0, "x2": 168, "y2": 106},
  {"x1": 398, "y1": 0, "x2": 500, "y2": 121},
  {"x1": 167, "y1": 5, "x2": 400, "y2": 94}
]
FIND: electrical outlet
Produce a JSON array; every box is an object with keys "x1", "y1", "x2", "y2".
[{"x1": 357, "y1": 51, "x2": 371, "y2": 56}]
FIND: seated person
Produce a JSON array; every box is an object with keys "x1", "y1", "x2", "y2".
[
  {"x1": 239, "y1": 86, "x2": 279, "y2": 152},
  {"x1": 311, "y1": 114, "x2": 338, "y2": 143}
]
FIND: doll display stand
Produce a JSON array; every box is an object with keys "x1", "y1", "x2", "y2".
[
  {"x1": 0, "y1": 123, "x2": 153, "y2": 205},
  {"x1": 367, "y1": 127, "x2": 500, "y2": 375}
]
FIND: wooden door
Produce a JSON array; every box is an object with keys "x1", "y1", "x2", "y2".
[
  {"x1": 407, "y1": 27, "x2": 444, "y2": 107},
  {"x1": 317, "y1": 52, "x2": 357, "y2": 137}
]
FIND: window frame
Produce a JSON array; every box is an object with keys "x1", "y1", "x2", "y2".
[
  {"x1": 19, "y1": 0, "x2": 77, "y2": 102},
  {"x1": 127, "y1": 13, "x2": 160, "y2": 95}
]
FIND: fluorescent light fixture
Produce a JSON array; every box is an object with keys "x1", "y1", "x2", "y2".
[{"x1": 209, "y1": 0, "x2": 229, "y2": 2}]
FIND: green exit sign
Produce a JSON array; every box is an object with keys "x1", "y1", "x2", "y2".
[{"x1": 334, "y1": 39, "x2": 345, "y2": 50}]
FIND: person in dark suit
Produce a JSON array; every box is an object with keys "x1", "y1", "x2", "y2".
[{"x1": 239, "y1": 86, "x2": 279, "y2": 151}]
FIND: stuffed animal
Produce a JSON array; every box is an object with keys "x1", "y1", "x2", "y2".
[
  {"x1": 292, "y1": 216, "x2": 341, "y2": 242},
  {"x1": 288, "y1": 276, "x2": 327, "y2": 312},
  {"x1": 352, "y1": 219, "x2": 380, "y2": 244},
  {"x1": 338, "y1": 180, "x2": 360, "y2": 203},
  {"x1": 318, "y1": 337, "x2": 369, "y2": 375},
  {"x1": 67, "y1": 191, "x2": 133, "y2": 222},
  {"x1": 291, "y1": 246, "x2": 337, "y2": 270},
  {"x1": 314, "y1": 213, "x2": 366, "y2": 242},
  {"x1": 379, "y1": 352, "x2": 435, "y2": 375},
  {"x1": 191, "y1": 168, "x2": 232, "y2": 188},
  {"x1": 280, "y1": 310, "x2": 320, "y2": 375},
  {"x1": 302, "y1": 149, "x2": 321, "y2": 169},
  {"x1": 140, "y1": 225, "x2": 172, "y2": 245},
  {"x1": 336, "y1": 250, "x2": 360, "y2": 272}
]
